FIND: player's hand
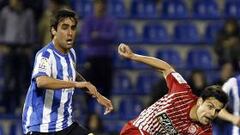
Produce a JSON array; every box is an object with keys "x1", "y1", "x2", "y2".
[
  {"x1": 232, "y1": 116, "x2": 240, "y2": 127},
  {"x1": 118, "y1": 43, "x2": 134, "y2": 59},
  {"x1": 96, "y1": 94, "x2": 113, "y2": 115}
]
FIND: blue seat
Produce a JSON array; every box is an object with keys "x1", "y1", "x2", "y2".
[
  {"x1": 108, "y1": 1, "x2": 127, "y2": 18},
  {"x1": 224, "y1": 1, "x2": 240, "y2": 18},
  {"x1": 112, "y1": 72, "x2": 133, "y2": 95},
  {"x1": 143, "y1": 23, "x2": 169, "y2": 43},
  {"x1": 72, "y1": 0, "x2": 93, "y2": 17},
  {"x1": 130, "y1": 0, "x2": 158, "y2": 19},
  {"x1": 118, "y1": 24, "x2": 139, "y2": 43},
  {"x1": 204, "y1": 22, "x2": 223, "y2": 43},
  {"x1": 192, "y1": 0, "x2": 219, "y2": 19},
  {"x1": 119, "y1": 97, "x2": 143, "y2": 120},
  {"x1": 155, "y1": 49, "x2": 183, "y2": 69},
  {"x1": 131, "y1": 49, "x2": 149, "y2": 69},
  {"x1": 161, "y1": 0, "x2": 189, "y2": 19},
  {"x1": 173, "y1": 23, "x2": 200, "y2": 44},
  {"x1": 186, "y1": 49, "x2": 213, "y2": 70},
  {"x1": 136, "y1": 72, "x2": 159, "y2": 94},
  {"x1": 113, "y1": 52, "x2": 132, "y2": 68}
]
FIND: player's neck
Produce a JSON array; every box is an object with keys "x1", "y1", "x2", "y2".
[
  {"x1": 52, "y1": 40, "x2": 69, "y2": 54},
  {"x1": 190, "y1": 104, "x2": 199, "y2": 122}
]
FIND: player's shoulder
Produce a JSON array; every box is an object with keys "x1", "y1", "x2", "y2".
[
  {"x1": 169, "y1": 72, "x2": 187, "y2": 84},
  {"x1": 225, "y1": 76, "x2": 237, "y2": 85},
  {"x1": 36, "y1": 43, "x2": 54, "y2": 58}
]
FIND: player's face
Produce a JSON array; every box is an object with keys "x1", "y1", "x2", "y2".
[
  {"x1": 196, "y1": 97, "x2": 224, "y2": 125},
  {"x1": 53, "y1": 17, "x2": 77, "y2": 53}
]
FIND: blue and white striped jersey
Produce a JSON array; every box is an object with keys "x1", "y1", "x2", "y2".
[
  {"x1": 22, "y1": 42, "x2": 77, "y2": 134},
  {"x1": 222, "y1": 75, "x2": 240, "y2": 135}
]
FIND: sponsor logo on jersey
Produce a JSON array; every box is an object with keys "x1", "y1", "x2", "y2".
[{"x1": 156, "y1": 112, "x2": 179, "y2": 135}]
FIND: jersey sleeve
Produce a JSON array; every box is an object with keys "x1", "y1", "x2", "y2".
[
  {"x1": 32, "y1": 51, "x2": 51, "y2": 79},
  {"x1": 222, "y1": 77, "x2": 235, "y2": 95},
  {"x1": 166, "y1": 72, "x2": 191, "y2": 94}
]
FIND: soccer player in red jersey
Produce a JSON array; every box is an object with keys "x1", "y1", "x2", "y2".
[{"x1": 118, "y1": 43, "x2": 229, "y2": 135}]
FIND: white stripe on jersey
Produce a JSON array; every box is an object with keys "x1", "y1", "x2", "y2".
[
  {"x1": 24, "y1": 106, "x2": 33, "y2": 134},
  {"x1": 40, "y1": 90, "x2": 54, "y2": 131}
]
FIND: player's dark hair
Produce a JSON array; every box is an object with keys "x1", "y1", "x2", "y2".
[
  {"x1": 200, "y1": 85, "x2": 228, "y2": 106},
  {"x1": 50, "y1": 9, "x2": 78, "y2": 39}
]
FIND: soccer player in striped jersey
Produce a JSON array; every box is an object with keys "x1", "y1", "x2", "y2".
[
  {"x1": 22, "y1": 9, "x2": 113, "y2": 135},
  {"x1": 118, "y1": 43, "x2": 228, "y2": 135},
  {"x1": 216, "y1": 75, "x2": 240, "y2": 135}
]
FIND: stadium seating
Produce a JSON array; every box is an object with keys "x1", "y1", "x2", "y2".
[
  {"x1": 224, "y1": 1, "x2": 240, "y2": 18},
  {"x1": 113, "y1": 51, "x2": 132, "y2": 68},
  {"x1": 186, "y1": 49, "x2": 213, "y2": 70},
  {"x1": 108, "y1": 1, "x2": 127, "y2": 18},
  {"x1": 72, "y1": 0, "x2": 93, "y2": 17},
  {"x1": 135, "y1": 72, "x2": 159, "y2": 95},
  {"x1": 155, "y1": 49, "x2": 183, "y2": 69},
  {"x1": 161, "y1": 0, "x2": 189, "y2": 19},
  {"x1": 173, "y1": 23, "x2": 200, "y2": 44},
  {"x1": 204, "y1": 22, "x2": 223, "y2": 43},
  {"x1": 112, "y1": 72, "x2": 133, "y2": 95},
  {"x1": 192, "y1": 0, "x2": 219, "y2": 19},
  {"x1": 142, "y1": 23, "x2": 169, "y2": 44},
  {"x1": 118, "y1": 23, "x2": 139, "y2": 43},
  {"x1": 130, "y1": 0, "x2": 158, "y2": 19},
  {"x1": 118, "y1": 97, "x2": 144, "y2": 120}
]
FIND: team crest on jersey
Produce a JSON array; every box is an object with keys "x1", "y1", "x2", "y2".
[
  {"x1": 38, "y1": 57, "x2": 49, "y2": 71},
  {"x1": 187, "y1": 124, "x2": 197, "y2": 134},
  {"x1": 156, "y1": 112, "x2": 179, "y2": 135}
]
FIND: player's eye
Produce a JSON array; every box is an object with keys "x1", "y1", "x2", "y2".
[
  {"x1": 207, "y1": 104, "x2": 213, "y2": 110},
  {"x1": 62, "y1": 24, "x2": 69, "y2": 30}
]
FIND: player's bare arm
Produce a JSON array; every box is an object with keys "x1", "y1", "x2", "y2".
[
  {"x1": 36, "y1": 76, "x2": 77, "y2": 89},
  {"x1": 218, "y1": 108, "x2": 240, "y2": 127},
  {"x1": 36, "y1": 76, "x2": 97, "y2": 93},
  {"x1": 118, "y1": 43, "x2": 175, "y2": 77}
]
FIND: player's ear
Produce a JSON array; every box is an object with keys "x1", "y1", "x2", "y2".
[
  {"x1": 197, "y1": 98, "x2": 203, "y2": 106},
  {"x1": 51, "y1": 27, "x2": 57, "y2": 36}
]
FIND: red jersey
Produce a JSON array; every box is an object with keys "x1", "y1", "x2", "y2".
[{"x1": 132, "y1": 72, "x2": 212, "y2": 135}]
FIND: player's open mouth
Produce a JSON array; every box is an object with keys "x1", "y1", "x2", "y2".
[{"x1": 67, "y1": 39, "x2": 73, "y2": 44}]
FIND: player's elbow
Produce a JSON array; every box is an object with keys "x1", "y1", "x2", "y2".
[{"x1": 36, "y1": 76, "x2": 47, "y2": 88}]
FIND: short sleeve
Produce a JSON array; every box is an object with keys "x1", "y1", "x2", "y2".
[
  {"x1": 32, "y1": 51, "x2": 51, "y2": 79},
  {"x1": 222, "y1": 77, "x2": 236, "y2": 95},
  {"x1": 166, "y1": 72, "x2": 191, "y2": 94}
]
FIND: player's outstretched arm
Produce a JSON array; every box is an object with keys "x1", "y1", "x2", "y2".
[
  {"x1": 218, "y1": 108, "x2": 240, "y2": 127},
  {"x1": 118, "y1": 43, "x2": 175, "y2": 77}
]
